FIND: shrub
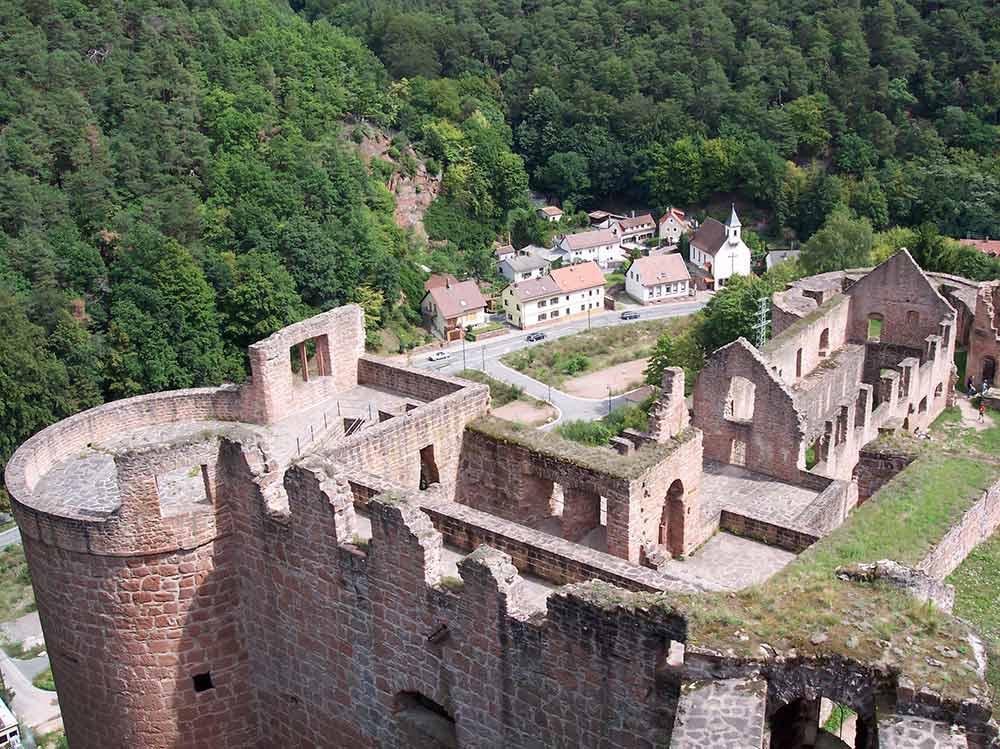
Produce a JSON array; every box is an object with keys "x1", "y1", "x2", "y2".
[
  {"x1": 560, "y1": 353, "x2": 590, "y2": 375},
  {"x1": 555, "y1": 420, "x2": 614, "y2": 445}
]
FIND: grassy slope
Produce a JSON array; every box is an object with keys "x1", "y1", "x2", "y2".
[
  {"x1": 0, "y1": 544, "x2": 35, "y2": 622},
  {"x1": 501, "y1": 316, "x2": 696, "y2": 387},
  {"x1": 683, "y1": 406, "x2": 1000, "y2": 704},
  {"x1": 947, "y1": 533, "x2": 1000, "y2": 704}
]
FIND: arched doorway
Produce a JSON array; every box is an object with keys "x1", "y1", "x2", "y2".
[
  {"x1": 983, "y1": 356, "x2": 997, "y2": 386},
  {"x1": 659, "y1": 480, "x2": 685, "y2": 556}
]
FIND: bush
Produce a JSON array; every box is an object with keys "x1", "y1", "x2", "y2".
[
  {"x1": 32, "y1": 667, "x2": 55, "y2": 691},
  {"x1": 351, "y1": 126, "x2": 367, "y2": 143},
  {"x1": 387, "y1": 144, "x2": 401, "y2": 160},
  {"x1": 555, "y1": 420, "x2": 614, "y2": 445},
  {"x1": 425, "y1": 158, "x2": 442, "y2": 177},
  {"x1": 560, "y1": 353, "x2": 590, "y2": 375}
]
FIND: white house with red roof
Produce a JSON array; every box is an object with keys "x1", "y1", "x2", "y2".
[
  {"x1": 420, "y1": 279, "x2": 487, "y2": 340},
  {"x1": 613, "y1": 213, "x2": 656, "y2": 246},
  {"x1": 500, "y1": 261, "x2": 605, "y2": 328},
  {"x1": 554, "y1": 229, "x2": 624, "y2": 269},
  {"x1": 658, "y1": 207, "x2": 690, "y2": 246},
  {"x1": 625, "y1": 254, "x2": 692, "y2": 304}
]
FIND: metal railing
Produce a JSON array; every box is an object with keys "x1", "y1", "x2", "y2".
[{"x1": 294, "y1": 399, "x2": 378, "y2": 456}]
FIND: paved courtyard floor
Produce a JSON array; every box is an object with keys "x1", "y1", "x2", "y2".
[
  {"x1": 659, "y1": 532, "x2": 796, "y2": 590},
  {"x1": 699, "y1": 460, "x2": 822, "y2": 529}
]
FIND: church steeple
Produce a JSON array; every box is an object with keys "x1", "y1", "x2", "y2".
[{"x1": 725, "y1": 204, "x2": 742, "y2": 245}]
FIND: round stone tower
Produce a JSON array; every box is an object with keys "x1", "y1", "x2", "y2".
[{"x1": 4, "y1": 387, "x2": 257, "y2": 748}]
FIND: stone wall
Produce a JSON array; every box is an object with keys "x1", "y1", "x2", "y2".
[
  {"x1": 322, "y1": 383, "x2": 489, "y2": 491},
  {"x1": 419, "y1": 495, "x2": 713, "y2": 593},
  {"x1": 357, "y1": 357, "x2": 467, "y2": 401},
  {"x1": 222, "y1": 451, "x2": 688, "y2": 748},
  {"x1": 845, "y1": 251, "x2": 956, "y2": 351},
  {"x1": 455, "y1": 419, "x2": 703, "y2": 562},
  {"x1": 241, "y1": 305, "x2": 365, "y2": 424},
  {"x1": 693, "y1": 338, "x2": 805, "y2": 484},
  {"x1": 854, "y1": 446, "x2": 918, "y2": 504},
  {"x1": 917, "y1": 476, "x2": 1000, "y2": 580},
  {"x1": 718, "y1": 511, "x2": 820, "y2": 553},
  {"x1": 967, "y1": 281, "x2": 1000, "y2": 390},
  {"x1": 23, "y1": 527, "x2": 256, "y2": 748}
]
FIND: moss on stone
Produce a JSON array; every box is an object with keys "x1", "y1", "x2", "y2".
[{"x1": 467, "y1": 416, "x2": 697, "y2": 480}]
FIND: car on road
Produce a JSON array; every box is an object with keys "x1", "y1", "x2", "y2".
[
  {"x1": 427, "y1": 351, "x2": 451, "y2": 362},
  {"x1": 620, "y1": 310, "x2": 640, "y2": 320},
  {"x1": 526, "y1": 331, "x2": 546, "y2": 342}
]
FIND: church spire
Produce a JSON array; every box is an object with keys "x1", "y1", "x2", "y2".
[
  {"x1": 725, "y1": 204, "x2": 742, "y2": 245},
  {"x1": 725, "y1": 203, "x2": 741, "y2": 228}
]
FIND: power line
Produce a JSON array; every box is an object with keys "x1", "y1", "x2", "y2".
[{"x1": 753, "y1": 295, "x2": 770, "y2": 348}]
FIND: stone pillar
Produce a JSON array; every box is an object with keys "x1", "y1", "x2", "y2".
[{"x1": 648, "y1": 367, "x2": 689, "y2": 442}]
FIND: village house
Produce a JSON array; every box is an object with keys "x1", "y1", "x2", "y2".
[
  {"x1": 420, "y1": 278, "x2": 487, "y2": 340},
  {"x1": 587, "y1": 209, "x2": 625, "y2": 228},
  {"x1": 494, "y1": 243, "x2": 516, "y2": 266},
  {"x1": 536, "y1": 205, "x2": 563, "y2": 222},
  {"x1": 658, "y1": 207, "x2": 690, "y2": 246},
  {"x1": 499, "y1": 253, "x2": 550, "y2": 283},
  {"x1": 689, "y1": 205, "x2": 752, "y2": 288},
  {"x1": 501, "y1": 261, "x2": 604, "y2": 329},
  {"x1": 625, "y1": 253, "x2": 692, "y2": 305},
  {"x1": 554, "y1": 229, "x2": 623, "y2": 269},
  {"x1": 958, "y1": 237, "x2": 1000, "y2": 257},
  {"x1": 614, "y1": 213, "x2": 656, "y2": 246}
]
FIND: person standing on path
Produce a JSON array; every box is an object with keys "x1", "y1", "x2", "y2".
[{"x1": 979, "y1": 402, "x2": 986, "y2": 423}]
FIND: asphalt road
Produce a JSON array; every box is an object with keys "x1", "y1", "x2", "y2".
[{"x1": 409, "y1": 297, "x2": 707, "y2": 426}]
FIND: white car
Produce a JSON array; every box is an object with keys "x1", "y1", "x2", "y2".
[{"x1": 428, "y1": 351, "x2": 451, "y2": 362}]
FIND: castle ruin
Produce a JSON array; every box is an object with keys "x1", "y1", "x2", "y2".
[{"x1": 5, "y1": 252, "x2": 999, "y2": 748}]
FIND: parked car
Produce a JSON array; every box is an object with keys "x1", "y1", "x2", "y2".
[
  {"x1": 620, "y1": 311, "x2": 640, "y2": 320},
  {"x1": 526, "y1": 331, "x2": 546, "y2": 342},
  {"x1": 427, "y1": 351, "x2": 451, "y2": 362}
]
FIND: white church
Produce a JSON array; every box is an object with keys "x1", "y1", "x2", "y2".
[{"x1": 689, "y1": 205, "x2": 752, "y2": 288}]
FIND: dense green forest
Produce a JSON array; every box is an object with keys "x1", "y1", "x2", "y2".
[
  {"x1": 1, "y1": 0, "x2": 1000, "y2": 497},
  {"x1": 305, "y1": 0, "x2": 1000, "y2": 238}
]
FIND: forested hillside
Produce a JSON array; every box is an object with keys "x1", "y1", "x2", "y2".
[
  {"x1": 2, "y1": 0, "x2": 1000, "y2": 497},
  {"x1": 0, "y1": 0, "x2": 528, "y2": 486},
  {"x1": 305, "y1": 0, "x2": 1000, "y2": 238}
]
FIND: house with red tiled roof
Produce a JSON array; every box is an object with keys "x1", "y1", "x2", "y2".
[
  {"x1": 625, "y1": 254, "x2": 692, "y2": 305},
  {"x1": 614, "y1": 213, "x2": 656, "y2": 246},
  {"x1": 536, "y1": 205, "x2": 563, "y2": 222},
  {"x1": 420, "y1": 279, "x2": 487, "y2": 340},
  {"x1": 500, "y1": 261, "x2": 605, "y2": 329},
  {"x1": 959, "y1": 238, "x2": 1000, "y2": 257},
  {"x1": 658, "y1": 207, "x2": 690, "y2": 246}
]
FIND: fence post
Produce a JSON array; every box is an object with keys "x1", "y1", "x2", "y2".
[
  {"x1": 296, "y1": 437, "x2": 300, "y2": 456},
  {"x1": 311, "y1": 425, "x2": 315, "y2": 441},
  {"x1": 324, "y1": 413, "x2": 328, "y2": 430}
]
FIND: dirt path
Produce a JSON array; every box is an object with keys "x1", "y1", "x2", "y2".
[
  {"x1": 562, "y1": 358, "x2": 649, "y2": 398},
  {"x1": 957, "y1": 394, "x2": 996, "y2": 431},
  {"x1": 492, "y1": 400, "x2": 559, "y2": 427}
]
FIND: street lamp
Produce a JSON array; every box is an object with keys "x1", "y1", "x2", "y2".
[
  {"x1": 462, "y1": 334, "x2": 467, "y2": 370},
  {"x1": 607, "y1": 385, "x2": 612, "y2": 415}
]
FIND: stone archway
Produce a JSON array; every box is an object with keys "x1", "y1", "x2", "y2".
[
  {"x1": 983, "y1": 356, "x2": 997, "y2": 386},
  {"x1": 659, "y1": 479, "x2": 685, "y2": 556}
]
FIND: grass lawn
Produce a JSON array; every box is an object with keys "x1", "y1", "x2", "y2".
[
  {"x1": 457, "y1": 369, "x2": 534, "y2": 408},
  {"x1": 501, "y1": 316, "x2": 697, "y2": 388},
  {"x1": 947, "y1": 532, "x2": 1000, "y2": 704},
  {"x1": 0, "y1": 544, "x2": 35, "y2": 622},
  {"x1": 32, "y1": 666, "x2": 55, "y2": 691}
]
